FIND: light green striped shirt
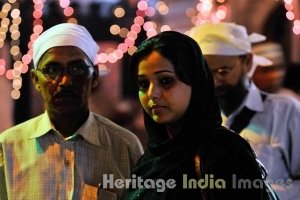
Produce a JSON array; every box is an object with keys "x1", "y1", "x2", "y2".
[{"x1": 0, "y1": 112, "x2": 143, "y2": 200}]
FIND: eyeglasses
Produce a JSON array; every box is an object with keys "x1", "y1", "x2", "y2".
[
  {"x1": 211, "y1": 67, "x2": 234, "y2": 79},
  {"x1": 37, "y1": 64, "x2": 92, "y2": 78},
  {"x1": 211, "y1": 59, "x2": 241, "y2": 80}
]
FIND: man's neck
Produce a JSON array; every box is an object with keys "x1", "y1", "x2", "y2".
[
  {"x1": 49, "y1": 110, "x2": 89, "y2": 138},
  {"x1": 219, "y1": 89, "x2": 248, "y2": 117}
]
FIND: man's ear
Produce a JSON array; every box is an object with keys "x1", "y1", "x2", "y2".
[
  {"x1": 91, "y1": 65, "x2": 99, "y2": 88},
  {"x1": 243, "y1": 53, "x2": 253, "y2": 73},
  {"x1": 30, "y1": 69, "x2": 41, "y2": 91}
]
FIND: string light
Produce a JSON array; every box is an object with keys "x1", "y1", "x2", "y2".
[
  {"x1": 187, "y1": 0, "x2": 299, "y2": 35},
  {"x1": 4, "y1": 1, "x2": 25, "y2": 99},
  {"x1": 282, "y1": 0, "x2": 300, "y2": 35},
  {"x1": 114, "y1": 7, "x2": 125, "y2": 18},
  {"x1": 156, "y1": 1, "x2": 169, "y2": 15},
  {"x1": 97, "y1": 0, "x2": 155, "y2": 66},
  {"x1": 189, "y1": 0, "x2": 229, "y2": 25},
  {"x1": 0, "y1": 0, "x2": 210, "y2": 99}
]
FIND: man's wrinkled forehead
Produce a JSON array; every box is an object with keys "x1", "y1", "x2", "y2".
[
  {"x1": 37, "y1": 46, "x2": 92, "y2": 67},
  {"x1": 33, "y1": 23, "x2": 99, "y2": 69}
]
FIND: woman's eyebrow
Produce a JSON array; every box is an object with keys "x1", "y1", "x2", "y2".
[
  {"x1": 154, "y1": 70, "x2": 174, "y2": 74},
  {"x1": 137, "y1": 69, "x2": 174, "y2": 77}
]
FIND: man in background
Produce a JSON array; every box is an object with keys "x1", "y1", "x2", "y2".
[
  {"x1": 252, "y1": 41, "x2": 287, "y2": 93},
  {"x1": 252, "y1": 42, "x2": 300, "y2": 101},
  {"x1": 190, "y1": 22, "x2": 300, "y2": 199}
]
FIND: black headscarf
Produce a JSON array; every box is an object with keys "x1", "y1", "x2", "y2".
[
  {"x1": 126, "y1": 31, "x2": 266, "y2": 200},
  {"x1": 129, "y1": 31, "x2": 222, "y2": 147}
]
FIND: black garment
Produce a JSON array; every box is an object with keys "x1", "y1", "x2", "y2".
[
  {"x1": 125, "y1": 127, "x2": 267, "y2": 200},
  {"x1": 125, "y1": 31, "x2": 268, "y2": 200}
]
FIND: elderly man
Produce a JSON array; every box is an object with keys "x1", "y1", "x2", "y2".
[
  {"x1": 189, "y1": 22, "x2": 300, "y2": 200},
  {"x1": 0, "y1": 23, "x2": 143, "y2": 200}
]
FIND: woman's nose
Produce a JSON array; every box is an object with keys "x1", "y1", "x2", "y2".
[{"x1": 148, "y1": 83, "x2": 161, "y2": 100}]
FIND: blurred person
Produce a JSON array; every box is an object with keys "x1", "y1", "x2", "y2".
[
  {"x1": 43, "y1": 1, "x2": 64, "y2": 30},
  {"x1": 278, "y1": 62, "x2": 300, "y2": 101},
  {"x1": 69, "y1": 2, "x2": 84, "y2": 25},
  {"x1": 125, "y1": 31, "x2": 278, "y2": 199},
  {"x1": 190, "y1": 22, "x2": 300, "y2": 200},
  {"x1": 0, "y1": 23, "x2": 143, "y2": 200},
  {"x1": 252, "y1": 42, "x2": 300, "y2": 101},
  {"x1": 83, "y1": 2, "x2": 111, "y2": 41},
  {"x1": 252, "y1": 42, "x2": 287, "y2": 93}
]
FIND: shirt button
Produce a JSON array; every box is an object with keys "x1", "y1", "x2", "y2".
[{"x1": 64, "y1": 159, "x2": 70, "y2": 165}]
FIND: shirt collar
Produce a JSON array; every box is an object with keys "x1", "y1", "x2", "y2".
[
  {"x1": 223, "y1": 81, "x2": 265, "y2": 119},
  {"x1": 243, "y1": 82, "x2": 264, "y2": 112},
  {"x1": 76, "y1": 112, "x2": 101, "y2": 147},
  {"x1": 29, "y1": 112, "x2": 101, "y2": 147},
  {"x1": 29, "y1": 111, "x2": 53, "y2": 139}
]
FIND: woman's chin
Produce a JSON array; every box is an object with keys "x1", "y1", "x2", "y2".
[{"x1": 152, "y1": 115, "x2": 172, "y2": 124}]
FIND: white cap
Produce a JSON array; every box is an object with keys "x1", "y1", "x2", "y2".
[
  {"x1": 33, "y1": 23, "x2": 108, "y2": 75},
  {"x1": 188, "y1": 22, "x2": 273, "y2": 77},
  {"x1": 252, "y1": 42, "x2": 285, "y2": 66}
]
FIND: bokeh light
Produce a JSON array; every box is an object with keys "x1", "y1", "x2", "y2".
[
  {"x1": 286, "y1": 11, "x2": 295, "y2": 20},
  {"x1": 160, "y1": 25, "x2": 171, "y2": 32},
  {"x1": 11, "y1": 89, "x2": 20, "y2": 99},
  {"x1": 110, "y1": 24, "x2": 121, "y2": 35},
  {"x1": 64, "y1": 7, "x2": 74, "y2": 17},
  {"x1": 137, "y1": 1, "x2": 148, "y2": 11},
  {"x1": 114, "y1": 7, "x2": 125, "y2": 18},
  {"x1": 60, "y1": 0, "x2": 70, "y2": 8}
]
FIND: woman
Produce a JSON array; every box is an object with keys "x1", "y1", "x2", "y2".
[{"x1": 125, "y1": 31, "x2": 273, "y2": 199}]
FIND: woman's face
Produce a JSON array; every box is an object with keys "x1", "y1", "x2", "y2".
[{"x1": 137, "y1": 51, "x2": 192, "y2": 124}]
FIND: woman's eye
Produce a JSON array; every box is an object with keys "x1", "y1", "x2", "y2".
[
  {"x1": 137, "y1": 80, "x2": 149, "y2": 91},
  {"x1": 160, "y1": 77, "x2": 174, "y2": 87}
]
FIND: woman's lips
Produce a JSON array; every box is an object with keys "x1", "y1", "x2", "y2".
[{"x1": 151, "y1": 105, "x2": 165, "y2": 113}]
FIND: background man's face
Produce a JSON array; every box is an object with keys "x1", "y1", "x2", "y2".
[{"x1": 204, "y1": 55, "x2": 251, "y2": 99}]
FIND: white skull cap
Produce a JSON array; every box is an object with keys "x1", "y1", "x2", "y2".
[
  {"x1": 189, "y1": 22, "x2": 273, "y2": 77},
  {"x1": 33, "y1": 23, "x2": 108, "y2": 75}
]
